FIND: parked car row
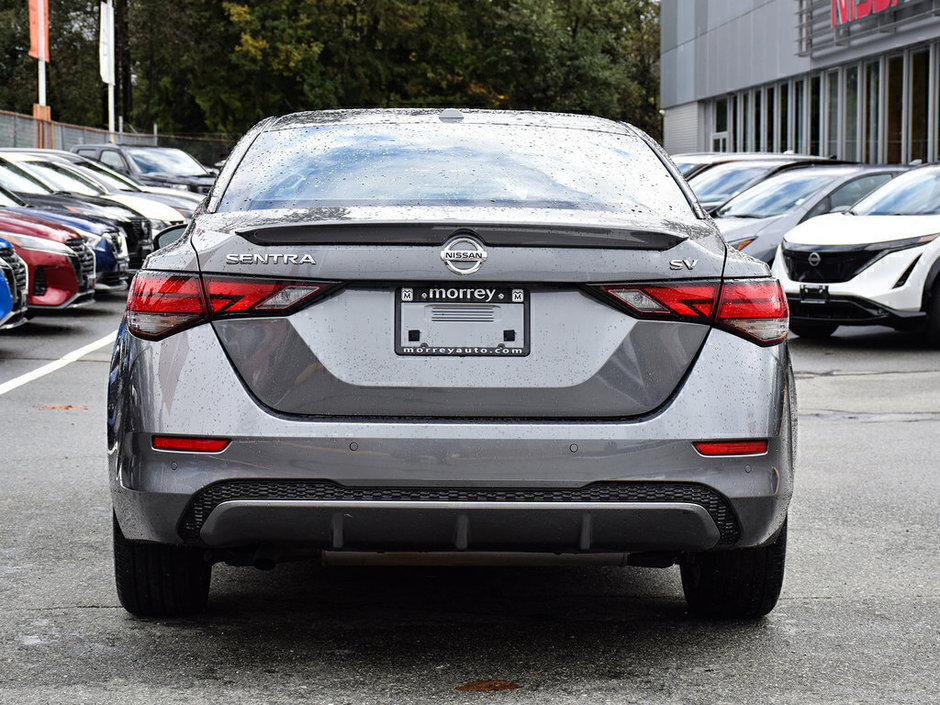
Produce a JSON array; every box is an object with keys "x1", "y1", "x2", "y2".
[
  {"x1": 674, "y1": 151, "x2": 940, "y2": 344},
  {"x1": 0, "y1": 146, "x2": 209, "y2": 331}
]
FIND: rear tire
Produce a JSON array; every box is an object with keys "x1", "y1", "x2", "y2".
[
  {"x1": 790, "y1": 321, "x2": 837, "y2": 339},
  {"x1": 113, "y1": 514, "x2": 211, "y2": 617},
  {"x1": 681, "y1": 519, "x2": 787, "y2": 619}
]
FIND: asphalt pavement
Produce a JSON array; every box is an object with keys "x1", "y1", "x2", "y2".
[{"x1": 0, "y1": 297, "x2": 938, "y2": 704}]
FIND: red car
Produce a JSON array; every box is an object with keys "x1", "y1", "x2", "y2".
[{"x1": 0, "y1": 210, "x2": 95, "y2": 310}]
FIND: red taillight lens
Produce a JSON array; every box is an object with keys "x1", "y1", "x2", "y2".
[
  {"x1": 716, "y1": 280, "x2": 789, "y2": 345},
  {"x1": 598, "y1": 278, "x2": 788, "y2": 346},
  {"x1": 601, "y1": 282, "x2": 718, "y2": 322},
  {"x1": 202, "y1": 276, "x2": 328, "y2": 316},
  {"x1": 127, "y1": 271, "x2": 333, "y2": 340},
  {"x1": 694, "y1": 440, "x2": 767, "y2": 456},
  {"x1": 127, "y1": 271, "x2": 206, "y2": 339},
  {"x1": 152, "y1": 435, "x2": 230, "y2": 452}
]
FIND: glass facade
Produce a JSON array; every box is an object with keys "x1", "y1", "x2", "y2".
[{"x1": 706, "y1": 42, "x2": 940, "y2": 164}]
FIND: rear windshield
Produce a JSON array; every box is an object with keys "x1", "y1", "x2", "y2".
[
  {"x1": 217, "y1": 123, "x2": 695, "y2": 220},
  {"x1": 852, "y1": 168, "x2": 940, "y2": 216}
]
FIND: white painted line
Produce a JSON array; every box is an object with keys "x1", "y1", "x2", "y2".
[{"x1": 0, "y1": 330, "x2": 117, "y2": 397}]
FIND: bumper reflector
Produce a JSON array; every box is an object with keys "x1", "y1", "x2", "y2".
[
  {"x1": 152, "y1": 436, "x2": 231, "y2": 452},
  {"x1": 694, "y1": 440, "x2": 767, "y2": 456}
]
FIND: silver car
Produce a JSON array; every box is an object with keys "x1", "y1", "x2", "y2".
[{"x1": 108, "y1": 109, "x2": 795, "y2": 619}]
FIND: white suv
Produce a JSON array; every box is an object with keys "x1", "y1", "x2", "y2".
[{"x1": 772, "y1": 165, "x2": 940, "y2": 345}]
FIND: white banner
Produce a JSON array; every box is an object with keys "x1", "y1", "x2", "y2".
[{"x1": 99, "y1": 1, "x2": 114, "y2": 85}]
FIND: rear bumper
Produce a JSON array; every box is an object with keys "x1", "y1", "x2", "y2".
[{"x1": 109, "y1": 324, "x2": 794, "y2": 555}]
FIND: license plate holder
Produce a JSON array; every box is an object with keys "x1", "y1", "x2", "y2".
[
  {"x1": 800, "y1": 284, "x2": 829, "y2": 304},
  {"x1": 396, "y1": 285, "x2": 529, "y2": 356}
]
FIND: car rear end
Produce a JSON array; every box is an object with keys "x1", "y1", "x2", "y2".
[{"x1": 109, "y1": 110, "x2": 794, "y2": 618}]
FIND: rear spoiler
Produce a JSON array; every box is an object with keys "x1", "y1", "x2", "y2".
[{"x1": 236, "y1": 221, "x2": 689, "y2": 251}]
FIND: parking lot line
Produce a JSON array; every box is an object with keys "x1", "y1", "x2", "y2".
[{"x1": 0, "y1": 330, "x2": 117, "y2": 396}]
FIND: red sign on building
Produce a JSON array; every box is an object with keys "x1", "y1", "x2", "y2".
[{"x1": 832, "y1": 0, "x2": 900, "y2": 27}]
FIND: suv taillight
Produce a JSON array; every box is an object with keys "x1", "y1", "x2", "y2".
[
  {"x1": 127, "y1": 271, "x2": 334, "y2": 340},
  {"x1": 598, "y1": 279, "x2": 788, "y2": 346}
]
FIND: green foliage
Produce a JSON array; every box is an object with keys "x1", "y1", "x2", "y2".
[{"x1": 0, "y1": 0, "x2": 661, "y2": 139}]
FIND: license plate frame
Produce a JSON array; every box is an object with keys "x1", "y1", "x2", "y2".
[
  {"x1": 395, "y1": 285, "x2": 530, "y2": 357},
  {"x1": 800, "y1": 284, "x2": 829, "y2": 304}
]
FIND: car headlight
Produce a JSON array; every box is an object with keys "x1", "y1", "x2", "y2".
[
  {"x1": 1, "y1": 232, "x2": 72, "y2": 256},
  {"x1": 168, "y1": 183, "x2": 190, "y2": 191},
  {"x1": 83, "y1": 232, "x2": 103, "y2": 247}
]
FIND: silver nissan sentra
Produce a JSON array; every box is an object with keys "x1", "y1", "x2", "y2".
[{"x1": 108, "y1": 109, "x2": 794, "y2": 619}]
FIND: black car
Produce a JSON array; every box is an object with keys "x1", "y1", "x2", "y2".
[{"x1": 71, "y1": 144, "x2": 216, "y2": 195}]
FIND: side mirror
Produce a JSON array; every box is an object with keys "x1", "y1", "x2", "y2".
[{"x1": 154, "y1": 224, "x2": 187, "y2": 250}]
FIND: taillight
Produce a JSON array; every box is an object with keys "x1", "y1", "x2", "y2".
[
  {"x1": 601, "y1": 283, "x2": 718, "y2": 322},
  {"x1": 598, "y1": 278, "x2": 788, "y2": 346},
  {"x1": 127, "y1": 272, "x2": 206, "y2": 339},
  {"x1": 715, "y1": 280, "x2": 789, "y2": 345},
  {"x1": 127, "y1": 271, "x2": 334, "y2": 340},
  {"x1": 201, "y1": 275, "x2": 329, "y2": 316}
]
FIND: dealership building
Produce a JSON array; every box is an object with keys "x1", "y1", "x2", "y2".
[{"x1": 660, "y1": 0, "x2": 940, "y2": 164}]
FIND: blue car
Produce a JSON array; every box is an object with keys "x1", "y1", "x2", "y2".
[
  {"x1": 0, "y1": 236, "x2": 28, "y2": 329},
  {"x1": 0, "y1": 185, "x2": 129, "y2": 291}
]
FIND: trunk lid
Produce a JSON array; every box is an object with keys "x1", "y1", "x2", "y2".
[{"x1": 192, "y1": 208, "x2": 726, "y2": 419}]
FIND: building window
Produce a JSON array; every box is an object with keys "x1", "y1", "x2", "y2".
[
  {"x1": 743, "y1": 93, "x2": 750, "y2": 151},
  {"x1": 886, "y1": 55, "x2": 903, "y2": 163},
  {"x1": 779, "y1": 83, "x2": 790, "y2": 152},
  {"x1": 766, "y1": 86, "x2": 776, "y2": 151},
  {"x1": 755, "y1": 90, "x2": 763, "y2": 151},
  {"x1": 910, "y1": 48, "x2": 929, "y2": 163},
  {"x1": 795, "y1": 80, "x2": 805, "y2": 153},
  {"x1": 844, "y1": 65, "x2": 859, "y2": 161},
  {"x1": 810, "y1": 75, "x2": 821, "y2": 155},
  {"x1": 863, "y1": 61, "x2": 880, "y2": 163},
  {"x1": 827, "y1": 70, "x2": 839, "y2": 158}
]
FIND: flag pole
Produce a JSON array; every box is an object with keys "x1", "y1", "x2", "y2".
[
  {"x1": 107, "y1": 0, "x2": 115, "y2": 139},
  {"x1": 37, "y1": 0, "x2": 46, "y2": 106}
]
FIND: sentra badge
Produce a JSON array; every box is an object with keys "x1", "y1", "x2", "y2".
[
  {"x1": 441, "y1": 235, "x2": 487, "y2": 275},
  {"x1": 225, "y1": 253, "x2": 317, "y2": 265}
]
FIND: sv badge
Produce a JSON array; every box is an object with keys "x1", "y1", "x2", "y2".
[{"x1": 669, "y1": 258, "x2": 698, "y2": 271}]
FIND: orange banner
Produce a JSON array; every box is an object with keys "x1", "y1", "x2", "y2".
[{"x1": 28, "y1": 0, "x2": 50, "y2": 62}]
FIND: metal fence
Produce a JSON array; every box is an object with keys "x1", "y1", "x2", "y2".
[{"x1": 0, "y1": 109, "x2": 237, "y2": 165}]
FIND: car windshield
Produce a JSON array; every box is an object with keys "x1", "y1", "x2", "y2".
[
  {"x1": 218, "y1": 122, "x2": 695, "y2": 219},
  {"x1": 0, "y1": 162, "x2": 53, "y2": 194},
  {"x1": 21, "y1": 161, "x2": 105, "y2": 196},
  {"x1": 75, "y1": 161, "x2": 141, "y2": 191},
  {"x1": 126, "y1": 148, "x2": 208, "y2": 176},
  {"x1": 852, "y1": 169, "x2": 940, "y2": 216},
  {"x1": 717, "y1": 171, "x2": 837, "y2": 218},
  {"x1": 688, "y1": 163, "x2": 775, "y2": 204}
]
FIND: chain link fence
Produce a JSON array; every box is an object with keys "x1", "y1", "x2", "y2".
[{"x1": 0, "y1": 109, "x2": 237, "y2": 165}]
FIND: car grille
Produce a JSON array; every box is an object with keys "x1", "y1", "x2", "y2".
[
  {"x1": 65, "y1": 238, "x2": 95, "y2": 288},
  {"x1": 120, "y1": 218, "x2": 153, "y2": 269},
  {"x1": 0, "y1": 247, "x2": 28, "y2": 309},
  {"x1": 108, "y1": 231, "x2": 126, "y2": 259},
  {"x1": 783, "y1": 248, "x2": 882, "y2": 283},
  {"x1": 179, "y1": 479, "x2": 742, "y2": 547}
]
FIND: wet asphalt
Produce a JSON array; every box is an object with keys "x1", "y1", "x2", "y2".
[{"x1": 0, "y1": 295, "x2": 937, "y2": 704}]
